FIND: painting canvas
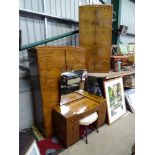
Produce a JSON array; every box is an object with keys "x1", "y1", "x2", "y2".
[{"x1": 104, "y1": 77, "x2": 126, "y2": 124}]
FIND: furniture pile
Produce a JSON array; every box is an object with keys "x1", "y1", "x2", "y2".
[{"x1": 26, "y1": 4, "x2": 135, "y2": 150}]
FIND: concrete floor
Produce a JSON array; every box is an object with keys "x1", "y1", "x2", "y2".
[{"x1": 59, "y1": 112, "x2": 135, "y2": 155}]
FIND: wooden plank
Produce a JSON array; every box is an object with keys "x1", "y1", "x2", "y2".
[{"x1": 54, "y1": 97, "x2": 100, "y2": 118}]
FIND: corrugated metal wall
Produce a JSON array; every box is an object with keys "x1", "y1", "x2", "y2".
[
  {"x1": 19, "y1": 0, "x2": 105, "y2": 20},
  {"x1": 119, "y1": 0, "x2": 135, "y2": 44}
]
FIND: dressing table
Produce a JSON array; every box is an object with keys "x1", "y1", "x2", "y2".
[{"x1": 53, "y1": 90, "x2": 107, "y2": 148}]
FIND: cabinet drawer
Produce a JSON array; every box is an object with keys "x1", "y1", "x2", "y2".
[
  {"x1": 98, "y1": 103, "x2": 106, "y2": 127},
  {"x1": 98, "y1": 115, "x2": 106, "y2": 127},
  {"x1": 67, "y1": 116, "x2": 78, "y2": 123},
  {"x1": 67, "y1": 121, "x2": 79, "y2": 146}
]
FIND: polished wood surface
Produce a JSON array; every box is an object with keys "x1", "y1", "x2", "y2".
[
  {"x1": 60, "y1": 92, "x2": 84, "y2": 105},
  {"x1": 37, "y1": 47, "x2": 66, "y2": 72},
  {"x1": 53, "y1": 91, "x2": 107, "y2": 147},
  {"x1": 79, "y1": 5, "x2": 113, "y2": 72},
  {"x1": 76, "y1": 89, "x2": 105, "y2": 103},
  {"x1": 87, "y1": 70, "x2": 135, "y2": 79},
  {"x1": 28, "y1": 46, "x2": 86, "y2": 137},
  {"x1": 66, "y1": 47, "x2": 86, "y2": 71},
  {"x1": 55, "y1": 97, "x2": 101, "y2": 118}
]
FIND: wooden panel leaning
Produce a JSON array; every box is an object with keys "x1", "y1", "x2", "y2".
[
  {"x1": 28, "y1": 46, "x2": 86, "y2": 137},
  {"x1": 79, "y1": 5, "x2": 113, "y2": 73}
]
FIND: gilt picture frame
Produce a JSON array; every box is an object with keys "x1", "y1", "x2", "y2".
[{"x1": 104, "y1": 77, "x2": 126, "y2": 124}]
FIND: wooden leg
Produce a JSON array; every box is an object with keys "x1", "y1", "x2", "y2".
[
  {"x1": 97, "y1": 125, "x2": 99, "y2": 133},
  {"x1": 96, "y1": 120, "x2": 99, "y2": 133},
  {"x1": 85, "y1": 125, "x2": 88, "y2": 144}
]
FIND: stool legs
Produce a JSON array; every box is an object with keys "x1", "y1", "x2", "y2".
[
  {"x1": 96, "y1": 121, "x2": 99, "y2": 133},
  {"x1": 97, "y1": 124, "x2": 99, "y2": 133},
  {"x1": 85, "y1": 125, "x2": 88, "y2": 144},
  {"x1": 84, "y1": 122, "x2": 98, "y2": 144},
  {"x1": 82, "y1": 121, "x2": 99, "y2": 144},
  {"x1": 85, "y1": 124, "x2": 98, "y2": 144}
]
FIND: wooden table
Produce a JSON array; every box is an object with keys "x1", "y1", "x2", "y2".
[
  {"x1": 87, "y1": 70, "x2": 135, "y2": 79},
  {"x1": 85, "y1": 70, "x2": 135, "y2": 97},
  {"x1": 53, "y1": 90, "x2": 107, "y2": 148}
]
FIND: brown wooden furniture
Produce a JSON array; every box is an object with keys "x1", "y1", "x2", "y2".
[
  {"x1": 87, "y1": 70, "x2": 135, "y2": 80},
  {"x1": 79, "y1": 5, "x2": 113, "y2": 72},
  {"x1": 85, "y1": 70, "x2": 135, "y2": 97},
  {"x1": 28, "y1": 46, "x2": 86, "y2": 137},
  {"x1": 53, "y1": 90, "x2": 107, "y2": 148}
]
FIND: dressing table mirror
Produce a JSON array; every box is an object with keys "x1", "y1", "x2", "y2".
[{"x1": 59, "y1": 69, "x2": 87, "y2": 106}]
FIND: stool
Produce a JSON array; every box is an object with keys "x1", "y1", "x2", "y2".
[{"x1": 79, "y1": 112, "x2": 98, "y2": 144}]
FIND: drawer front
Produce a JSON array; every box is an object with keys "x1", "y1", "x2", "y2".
[
  {"x1": 53, "y1": 110, "x2": 67, "y2": 147},
  {"x1": 98, "y1": 103, "x2": 107, "y2": 127},
  {"x1": 67, "y1": 115, "x2": 79, "y2": 123},
  {"x1": 66, "y1": 121, "x2": 79, "y2": 147}
]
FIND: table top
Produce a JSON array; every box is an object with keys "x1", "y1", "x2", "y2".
[
  {"x1": 87, "y1": 70, "x2": 135, "y2": 79},
  {"x1": 55, "y1": 90, "x2": 106, "y2": 118},
  {"x1": 60, "y1": 92, "x2": 83, "y2": 105},
  {"x1": 76, "y1": 90, "x2": 105, "y2": 103}
]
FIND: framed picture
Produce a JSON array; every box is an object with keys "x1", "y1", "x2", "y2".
[{"x1": 104, "y1": 77, "x2": 126, "y2": 124}]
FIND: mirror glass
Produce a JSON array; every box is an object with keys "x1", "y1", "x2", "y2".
[{"x1": 60, "y1": 69, "x2": 87, "y2": 105}]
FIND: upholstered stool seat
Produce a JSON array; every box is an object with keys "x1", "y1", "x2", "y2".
[
  {"x1": 79, "y1": 112, "x2": 98, "y2": 144},
  {"x1": 80, "y1": 112, "x2": 98, "y2": 125}
]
